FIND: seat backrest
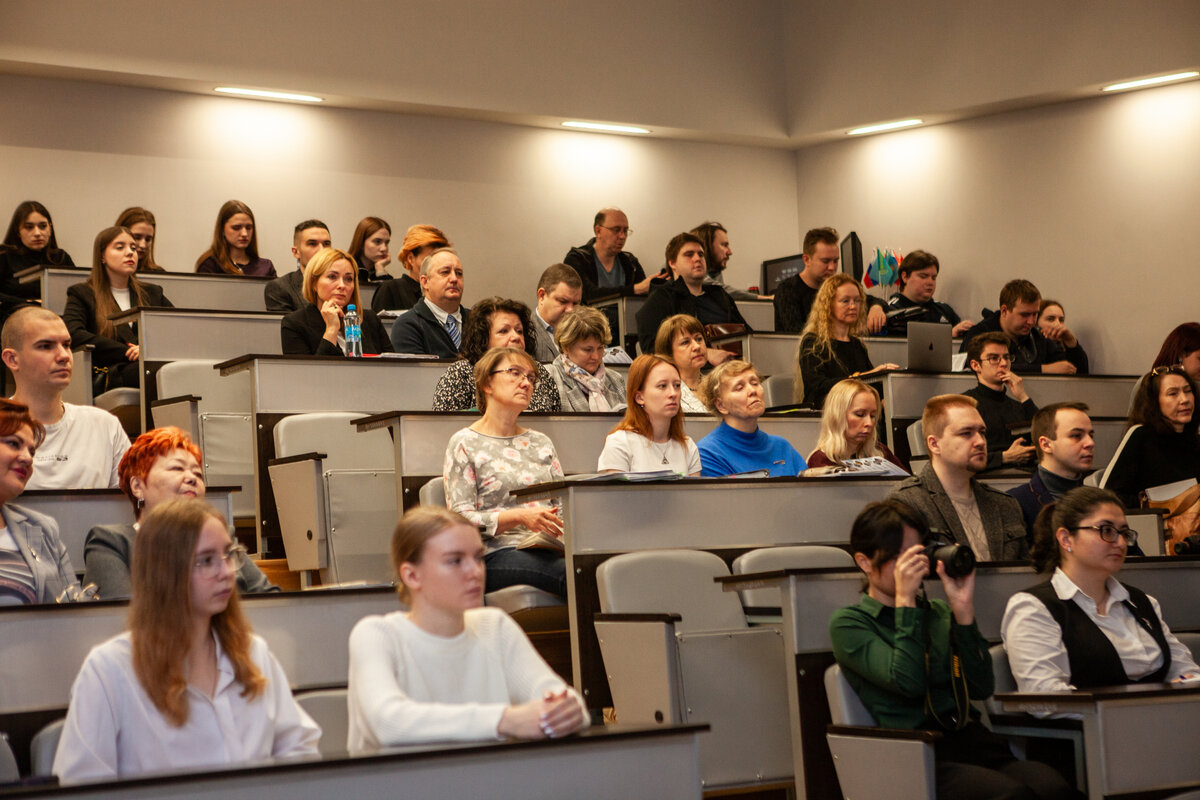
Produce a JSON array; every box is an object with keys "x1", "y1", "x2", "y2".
[
  {"x1": 732, "y1": 545, "x2": 854, "y2": 608},
  {"x1": 824, "y1": 663, "x2": 877, "y2": 726},
  {"x1": 1175, "y1": 631, "x2": 1200, "y2": 659},
  {"x1": 1097, "y1": 423, "x2": 1142, "y2": 489},
  {"x1": 419, "y1": 477, "x2": 447, "y2": 507},
  {"x1": 762, "y1": 374, "x2": 794, "y2": 409},
  {"x1": 294, "y1": 689, "x2": 349, "y2": 758},
  {"x1": 596, "y1": 550, "x2": 746, "y2": 634},
  {"x1": 0, "y1": 732, "x2": 17, "y2": 783},
  {"x1": 273, "y1": 412, "x2": 393, "y2": 472},
  {"x1": 907, "y1": 419, "x2": 927, "y2": 458},
  {"x1": 29, "y1": 717, "x2": 65, "y2": 777},
  {"x1": 156, "y1": 359, "x2": 250, "y2": 414}
]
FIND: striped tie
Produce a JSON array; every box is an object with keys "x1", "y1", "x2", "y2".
[{"x1": 446, "y1": 314, "x2": 461, "y2": 349}]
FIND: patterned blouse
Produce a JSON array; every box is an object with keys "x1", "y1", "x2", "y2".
[
  {"x1": 431, "y1": 359, "x2": 561, "y2": 413},
  {"x1": 443, "y1": 427, "x2": 563, "y2": 550}
]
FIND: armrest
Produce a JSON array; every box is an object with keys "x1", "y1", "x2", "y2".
[
  {"x1": 149, "y1": 394, "x2": 199, "y2": 437},
  {"x1": 151, "y1": 394, "x2": 201, "y2": 407},
  {"x1": 594, "y1": 616, "x2": 682, "y2": 724},
  {"x1": 269, "y1": 451, "x2": 328, "y2": 467},
  {"x1": 267, "y1": 458, "x2": 326, "y2": 572},
  {"x1": 827, "y1": 724, "x2": 942, "y2": 742},
  {"x1": 594, "y1": 612, "x2": 682, "y2": 623}
]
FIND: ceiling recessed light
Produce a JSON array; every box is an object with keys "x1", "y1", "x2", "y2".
[
  {"x1": 1101, "y1": 71, "x2": 1199, "y2": 93},
  {"x1": 562, "y1": 121, "x2": 650, "y2": 134},
  {"x1": 215, "y1": 87, "x2": 323, "y2": 103},
  {"x1": 848, "y1": 119, "x2": 923, "y2": 136}
]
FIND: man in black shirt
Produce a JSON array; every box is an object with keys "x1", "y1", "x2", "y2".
[
  {"x1": 264, "y1": 219, "x2": 331, "y2": 313},
  {"x1": 957, "y1": 279, "x2": 1088, "y2": 374},
  {"x1": 562, "y1": 208, "x2": 664, "y2": 303},
  {"x1": 963, "y1": 332, "x2": 1037, "y2": 471},
  {"x1": 773, "y1": 227, "x2": 885, "y2": 333}
]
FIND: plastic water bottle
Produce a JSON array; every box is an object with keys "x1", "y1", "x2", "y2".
[{"x1": 344, "y1": 304, "x2": 363, "y2": 357}]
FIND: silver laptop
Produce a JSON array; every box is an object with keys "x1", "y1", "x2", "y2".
[{"x1": 906, "y1": 322, "x2": 953, "y2": 373}]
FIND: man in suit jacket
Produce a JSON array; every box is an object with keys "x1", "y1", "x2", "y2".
[
  {"x1": 531, "y1": 264, "x2": 582, "y2": 363},
  {"x1": 389, "y1": 248, "x2": 468, "y2": 358},
  {"x1": 888, "y1": 393, "x2": 1028, "y2": 561},
  {"x1": 264, "y1": 219, "x2": 331, "y2": 312}
]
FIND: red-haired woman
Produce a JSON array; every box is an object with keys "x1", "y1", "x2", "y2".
[
  {"x1": 54, "y1": 498, "x2": 319, "y2": 782},
  {"x1": 195, "y1": 200, "x2": 276, "y2": 276},
  {"x1": 597, "y1": 354, "x2": 701, "y2": 476},
  {"x1": 83, "y1": 427, "x2": 277, "y2": 599},
  {"x1": 347, "y1": 216, "x2": 393, "y2": 284},
  {"x1": 370, "y1": 224, "x2": 451, "y2": 313}
]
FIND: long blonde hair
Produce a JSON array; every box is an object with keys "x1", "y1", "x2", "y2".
[
  {"x1": 810, "y1": 379, "x2": 884, "y2": 464},
  {"x1": 793, "y1": 273, "x2": 868, "y2": 403}
]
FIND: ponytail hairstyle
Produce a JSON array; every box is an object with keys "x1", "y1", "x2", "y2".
[{"x1": 1030, "y1": 486, "x2": 1124, "y2": 574}]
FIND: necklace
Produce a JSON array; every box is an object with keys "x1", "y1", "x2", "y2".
[{"x1": 650, "y1": 439, "x2": 672, "y2": 465}]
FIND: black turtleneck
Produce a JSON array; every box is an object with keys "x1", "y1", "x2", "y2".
[{"x1": 963, "y1": 382, "x2": 1037, "y2": 471}]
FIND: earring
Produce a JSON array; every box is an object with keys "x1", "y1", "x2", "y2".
[
  {"x1": 136, "y1": 497, "x2": 144, "y2": 510},
  {"x1": 1066, "y1": 547, "x2": 1072, "y2": 553}
]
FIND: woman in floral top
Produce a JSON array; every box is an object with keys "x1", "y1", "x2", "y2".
[{"x1": 443, "y1": 346, "x2": 566, "y2": 596}]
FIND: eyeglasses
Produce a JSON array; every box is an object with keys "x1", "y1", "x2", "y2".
[
  {"x1": 1074, "y1": 525, "x2": 1138, "y2": 545},
  {"x1": 194, "y1": 544, "x2": 248, "y2": 578},
  {"x1": 491, "y1": 366, "x2": 540, "y2": 387},
  {"x1": 599, "y1": 225, "x2": 632, "y2": 236},
  {"x1": 981, "y1": 354, "x2": 1014, "y2": 365},
  {"x1": 835, "y1": 297, "x2": 862, "y2": 306}
]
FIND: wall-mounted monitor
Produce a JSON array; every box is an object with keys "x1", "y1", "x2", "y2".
[{"x1": 760, "y1": 253, "x2": 804, "y2": 294}]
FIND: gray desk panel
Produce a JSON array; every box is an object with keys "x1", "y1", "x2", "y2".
[
  {"x1": 713, "y1": 333, "x2": 909, "y2": 377},
  {"x1": 239, "y1": 358, "x2": 448, "y2": 414},
  {"x1": 0, "y1": 588, "x2": 397, "y2": 715},
  {"x1": 735, "y1": 300, "x2": 774, "y2": 331},
  {"x1": 884, "y1": 372, "x2": 1138, "y2": 421},
  {"x1": 591, "y1": 295, "x2": 646, "y2": 350},
  {"x1": 124, "y1": 310, "x2": 285, "y2": 362}
]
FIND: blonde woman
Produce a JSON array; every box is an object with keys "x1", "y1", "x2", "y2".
[
  {"x1": 545, "y1": 307, "x2": 626, "y2": 412},
  {"x1": 807, "y1": 379, "x2": 907, "y2": 471},
  {"x1": 794, "y1": 273, "x2": 898, "y2": 408},
  {"x1": 696, "y1": 360, "x2": 806, "y2": 477}
]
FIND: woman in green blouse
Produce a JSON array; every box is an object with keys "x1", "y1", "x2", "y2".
[{"x1": 830, "y1": 500, "x2": 1076, "y2": 800}]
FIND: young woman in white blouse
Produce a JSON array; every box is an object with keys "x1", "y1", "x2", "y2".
[
  {"x1": 1002, "y1": 487, "x2": 1200, "y2": 697},
  {"x1": 597, "y1": 354, "x2": 701, "y2": 476},
  {"x1": 347, "y1": 505, "x2": 587, "y2": 751},
  {"x1": 653, "y1": 313, "x2": 709, "y2": 414},
  {"x1": 54, "y1": 499, "x2": 319, "y2": 782}
]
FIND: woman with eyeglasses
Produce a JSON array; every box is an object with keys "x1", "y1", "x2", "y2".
[
  {"x1": 432, "y1": 297, "x2": 560, "y2": 412},
  {"x1": 1151, "y1": 322, "x2": 1200, "y2": 384},
  {"x1": 54, "y1": 498, "x2": 320, "y2": 782},
  {"x1": 1102, "y1": 366, "x2": 1200, "y2": 508},
  {"x1": 1002, "y1": 487, "x2": 1200, "y2": 700},
  {"x1": 83, "y1": 427, "x2": 277, "y2": 599},
  {"x1": 794, "y1": 273, "x2": 899, "y2": 409},
  {"x1": 442, "y1": 346, "x2": 566, "y2": 597}
]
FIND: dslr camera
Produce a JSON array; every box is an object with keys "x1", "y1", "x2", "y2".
[{"x1": 923, "y1": 532, "x2": 976, "y2": 578}]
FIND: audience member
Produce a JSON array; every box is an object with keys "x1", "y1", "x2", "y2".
[
  {"x1": 964, "y1": 332, "x2": 1037, "y2": 471},
  {"x1": 888, "y1": 394, "x2": 1028, "y2": 561},
  {"x1": 347, "y1": 506, "x2": 586, "y2": 751},
  {"x1": 1037, "y1": 299, "x2": 1065, "y2": 338},
  {"x1": 0, "y1": 397, "x2": 78, "y2": 604},
  {"x1": 114, "y1": 207, "x2": 165, "y2": 273},
  {"x1": 1008, "y1": 403, "x2": 1096, "y2": 537},
  {"x1": 443, "y1": 347, "x2": 566, "y2": 597},
  {"x1": 347, "y1": 216, "x2": 392, "y2": 284},
  {"x1": 884, "y1": 250, "x2": 972, "y2": 336},
  {"x1": 531, "y1": 264, "x2": 583, "y2": 363},
  {"x1": 1152, "y1": 322, "x2": 1200, "y2": 383},
  {"x1": 195, "y1": 200, "x2": 276, "y2": 277},
  {"x1": 795, "y1": 273, "x2": 898, "y2": 408},
  {"x1": 0, "y1": 201, "x2": 72, "y2": 323},
  {"x1": 3, "y1": 307, "x2": 129, "y2": 489},
  {"x1": 832, "y1": 500, "x2": 1076, "y2": 800},
  {"x1": 280, "y1": 248, "x2": 392, "y2": 356},
  {"x1": 431, "y1": 297, "x2": 559, "y2": 412},
  {"x1": 653, "y1": 314, "x2": 709, "y2": 413},
  {"x1": 545, "y1": 307, "x2": 626, "y2": 412},
  {"x1": 598, "y1": 354, "x2": 701, "y2": 476},
  {"x1": 635, "y1": 232, "x2": 748, "y2": 360},
  {"x1": 773, "y1": 227, "x2": 885, "y2": 334},
  {"x1": 53, "y1": 499, "x2": 319, "y2": 781},
  {"x1": 563, "y1": 207, "x2": 660, "y2": 303},
  {"x1": 958, "y1": 280, "x2": 1088, "y2": 374},
  {"x1": 64, "y1": 226, "x2": 174, "y2": 393},
  {"x1": 691, "y1": 221, "x2": 759, "y2": 301},
  {"x1": 1002, "y1": 487, "x2": 1199, "y2": 699},
  {"x1": 389, "y1": 248, "x2": 467, "y2": 358},
  {"x1": 83, "y1": 427, "x2": 278, "y2": 599},
  {"x1": 807, "y1": 379, "x2": 906, "y2": 470},
  {"x1": 264, "y1": 219, "x2": 331, "y2": 313},
  {"x1": 696, "y1": 360, "x2": 806, "y2": 477},
  {"x1": 1103, "y1": 366, "x2": 1200, "y2": 508},
  {"x1": 370, "y1": 224, "x2": 451, "y2": 313}
]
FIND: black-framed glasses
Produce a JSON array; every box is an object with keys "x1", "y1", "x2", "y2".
[
  {"x1": 981, "y1": 354, "x2": 1014, "y2": 365},
  {"x1": 194, "y1": 544, "x2": 248, "y2": 578},
  {"x1": 1074, "y1": 524, "x2": 1138, "y2": 545},
  {"x1": 599, "y1": 225, "x2": 632, "y2": 236},
  {"x1": 491, "y1": 366, "x2": 539, "y2": 387}
]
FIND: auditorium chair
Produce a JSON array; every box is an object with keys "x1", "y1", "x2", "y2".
[
  {"x1": 94, "y1": 387, "x2": 141, "y2": 440},
  {"x1": 824, "y1": 663, "x2": 937, "y2": 800},
  {"x1": 593, "y1": 549, "x2": 792, "y2": 790},
  {"x1": 731, "y1": 544, "x2": 853, "y2": 609},
  {"x1": 0, "y1": 732, "x2": 17, "y2": 783},
  {"x1": 152, "y1": 359, "x2": 255, "y2": 518},
  {"x1": 761, "y1": 373, "x2": 794, "y2": 409},
  {"x1": 1091, "y1": 423, "x2": 1141, "y2": 489},
  {"x1": 29, "y1": 718, "x2": 64, "y2": 777},
  {"x1": 268, "y1": 412, "x2": 396, "y2": 586},
  {"x1": 294, "y1": 689, "x2": 349, "y2": 758}
]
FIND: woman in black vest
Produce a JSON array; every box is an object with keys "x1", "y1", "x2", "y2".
[{"x1": 1002, "y1": 487, "x2": 1199, "y2": 694}]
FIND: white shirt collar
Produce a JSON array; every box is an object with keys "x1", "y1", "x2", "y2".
[
  {"x1": 1050, "y1": 566, "x2": 1129, "y2": 608},
  {"x1": 423, "y1": 297, "x2": 461, "y2": 326},
  {"x1": 535, "y1": 308, "x2": 553, "y2": 334}
]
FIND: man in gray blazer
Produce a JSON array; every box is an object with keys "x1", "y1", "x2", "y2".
[
  {"x1": 531, "y1": 264, "x2": 582, "y2": 363},
  {"x1": 888, "y1": 394, "x2": 1029, "y2": 561}
]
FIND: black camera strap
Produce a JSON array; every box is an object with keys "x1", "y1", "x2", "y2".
[{"x1": 922, "y1": 598, "x2": 971, "y2": 732}]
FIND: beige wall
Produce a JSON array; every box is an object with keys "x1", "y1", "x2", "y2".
[
  {"x1": 0, "y1": 75, "x2": 799, "y2": 300},
  {"x1": 794, "y1": 80, "x2": 1200, "y2": 374}
]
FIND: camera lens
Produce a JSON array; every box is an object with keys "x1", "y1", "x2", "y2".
[{"x1": 933, "y1": 544, "x2": 976, "y2": 578}]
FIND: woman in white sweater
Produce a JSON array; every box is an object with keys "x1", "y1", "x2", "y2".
[{"x1": 347, "y1": 505, "x2": 588, "y2": 751}]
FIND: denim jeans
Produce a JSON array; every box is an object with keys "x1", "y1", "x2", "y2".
[{"x1": 484, "y1": 547, "x2": 567, "y2": 597}]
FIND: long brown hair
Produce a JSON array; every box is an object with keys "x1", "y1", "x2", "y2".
[
  {"x1": 115, "y1": 207, "x2": 162, "y2": 272},
  {"x1": 89, "y1": 227, "x2": 151, "y2": 338},
  {"x1": 347, "y1": 217, "x2": 391, "y2": 263},
  {"x1": 612, "y1": 354, "x2": 687, "y2": 444},
  {"x1": 130, "y1": 499, "x2": 264, "y2": 726},
  {"x1": 194, "y1": 200, "x2": 260, "y2": 274}
]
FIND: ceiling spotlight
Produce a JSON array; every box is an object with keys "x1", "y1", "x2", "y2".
[
  {"x1": 1101, "y1": 71, "x2": 1199, "y2": 93},
  {"x1": 562, "y1": 121, "x2": 650, "y2": 134},
  {"x1": 848, "y1": 119, "x2": 924, "y2": 136},
  {"x1": 215, "y1": 87, "x2": 323, "y2": 103}
]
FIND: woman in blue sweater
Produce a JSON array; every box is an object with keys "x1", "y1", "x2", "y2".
[{"x1": 695, "y1": 360, "x2": 806, "y2": 477}]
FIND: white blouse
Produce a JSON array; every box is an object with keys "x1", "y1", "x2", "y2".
[
  {"x1": 597, "y1": 429, "x2": 701, "y2": 476},
  {"x1": 53, "y1": 632, "x2": 320, "y2": 782},
  {"x1": 680, "y1": 383, "x2": 708, "y2": 414}
]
